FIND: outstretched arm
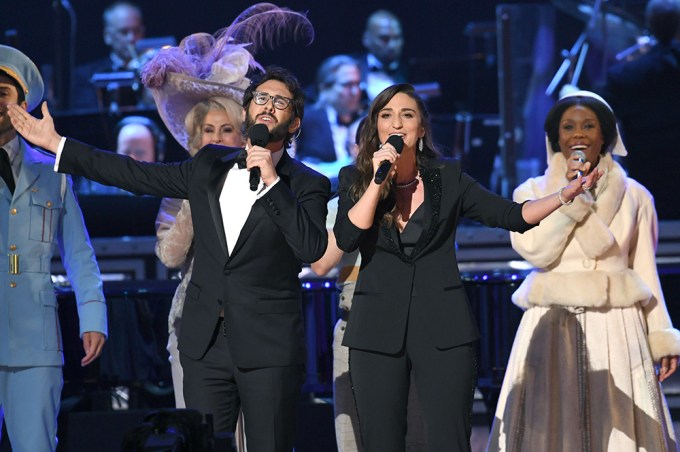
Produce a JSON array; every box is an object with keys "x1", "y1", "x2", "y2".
[
  {"x1": 8, "y1": 102, "x2": 62, "y2": 153},
  {"x1": 521, "y1": 169, "x2": 602, "y2": 224}
]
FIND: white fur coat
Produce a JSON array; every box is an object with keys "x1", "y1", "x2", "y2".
[{"x1": 510, "y1": 152, "x2": 680, "y2": 361}]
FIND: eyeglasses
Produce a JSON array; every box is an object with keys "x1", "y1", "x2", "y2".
[
  {"x1": 252, "y1": 91, "x2": 292, "y2": 110},
  {"x1": 337, "y1": 81, "x2": 362, "y2": 90}
]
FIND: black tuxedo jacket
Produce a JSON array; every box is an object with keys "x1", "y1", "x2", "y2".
[
  {"x1": 334, "y1": 159, "x2": 533, "y2": 353},
  {"x1": 296, "y1": 106, "x2": 336, "y2": 163},
  {"x1": 60, "y1": 139, "x2": 330, "y2": 367},
  {"x1": 352, "y1": 52, "x2": 408, "y2": 86}
]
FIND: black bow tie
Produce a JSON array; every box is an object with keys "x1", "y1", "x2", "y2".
[{"x1": 235, "y1": 150, "x2": 248, "y2": 169}]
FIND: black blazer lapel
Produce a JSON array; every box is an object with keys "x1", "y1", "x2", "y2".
[
  {"x1": 380, "y1": 166, "x2": 442, "y2": 263},
  {"x1": 410, "y1": 166, "x2": 441, "y2": 258},
  {"x1": 207, "y1": 152, "x2": 240, "y2": 258},
  {"x1": 228, "y1": 151, "x2": 293, "y2": 259}
]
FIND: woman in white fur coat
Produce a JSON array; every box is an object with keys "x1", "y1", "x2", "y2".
[{"x1": 487, "y1": 90, "x2": 680, "y2": 452}]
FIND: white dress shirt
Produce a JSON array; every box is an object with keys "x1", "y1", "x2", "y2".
[{"x1": 220, "y1": 148, "x2": 282, "y2": 255}]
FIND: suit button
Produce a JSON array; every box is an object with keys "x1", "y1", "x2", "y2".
[
  {"x1": 582, "y1": 258, "x2": 595, "y2": 270},
  {"x1": 9, "y1": 282, "x2": 16, "y2": 288},
  {"x1": 8, "y1": 244, "x2": 16, "y2": 251},
  {"x1": 46, "y1": 201, "x2": 53, "y2": 208},
  {"x1": 32, "y1": 188, "x2": 39, "y2": 192},
  {"x1": 224, "y1": 269, "x2": 231, "y2": 275},
  {"x1": 10, "y1": 208, "x2": 17, "y2": 215}
]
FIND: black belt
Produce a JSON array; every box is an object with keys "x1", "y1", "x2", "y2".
[{"x1": 338, "y1": 308, "x2": 350, "y2": 322}]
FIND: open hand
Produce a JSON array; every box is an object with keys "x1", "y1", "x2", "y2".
[{"x1": 7, "y1": 102, "x2": 62, "y2": 153}]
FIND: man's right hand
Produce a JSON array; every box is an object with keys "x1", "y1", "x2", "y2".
[{"x1": 8, "y1": 102, "x2": 62, "y2": 153}]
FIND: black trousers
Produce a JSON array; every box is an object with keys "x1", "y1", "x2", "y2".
[
  {"x1": 180, "y1": 320, "x2": 305, "y2": 452},
  {"x1": 350, "y1": 299, "x2": 478, "y2": 452}
]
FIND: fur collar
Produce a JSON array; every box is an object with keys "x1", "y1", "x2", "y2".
[{"x1": 541, "y1": 153, "x2": 628, "y2": 258}]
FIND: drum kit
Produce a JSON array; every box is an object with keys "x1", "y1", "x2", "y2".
[{"x1": 546, "y1": 0, "x2": 650, "y2": 95}]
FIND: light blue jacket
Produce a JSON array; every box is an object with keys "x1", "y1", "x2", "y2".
[{"x1": 0, "y1": 138, "x2": 107, "y2": 367}]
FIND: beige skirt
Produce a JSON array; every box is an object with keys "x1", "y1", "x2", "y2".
[{"x1": 487, "y1": 305, "x2": 678, "y2": 452}]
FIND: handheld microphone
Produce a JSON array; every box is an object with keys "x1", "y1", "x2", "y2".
[
  {"x1": 374, "y1": 135, "x2": 405, "y2": 184},
  {"x1": 247, "y1": 124, "x2": 270, "y2": 191},
  {"x1": 572, "y1": 149, "x2": 586, "y2": 179}
]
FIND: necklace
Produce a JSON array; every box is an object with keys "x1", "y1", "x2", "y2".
[{"x1": 395, "y1": 177, "x2": 419, "y2": 189}]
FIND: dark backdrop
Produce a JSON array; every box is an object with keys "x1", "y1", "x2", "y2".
[{"x1": 1, "y1": 0, "x2": 547, "y2": 116}]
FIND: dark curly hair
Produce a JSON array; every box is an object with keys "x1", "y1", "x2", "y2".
[{"x1": 243, "y1": 66, "x2": 305, "y2": 149}]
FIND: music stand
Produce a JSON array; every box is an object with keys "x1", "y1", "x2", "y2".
[{"x1": 546, "y1": 0, "x2": 604, "y2": 95}]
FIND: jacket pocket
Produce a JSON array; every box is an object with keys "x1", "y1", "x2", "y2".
[
  {"x1": 29, "y1": 193, "x2": 63, "y2": 243},
  {"x1": 42, "y1": 290, "x2": 62, "y2": 351}
]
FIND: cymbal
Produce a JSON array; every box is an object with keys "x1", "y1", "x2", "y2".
[
  {"x1": 552, "y1": 0, "x2": 643, "y2": 31},
  {"x1": 552, "y1": 0, "x2": 643, "y2": 52}
]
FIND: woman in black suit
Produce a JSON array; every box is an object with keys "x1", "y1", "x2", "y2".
[{"x1": 332, "y1": 83, "x2": 601, "y2": 451}]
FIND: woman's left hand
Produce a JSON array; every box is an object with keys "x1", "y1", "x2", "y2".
[
  {"x1": 658, "y1": 355, "x2": 679, "y2": 382},
  {"x1": 560, "y1": 168, "x2": 604, "y2": 202}
]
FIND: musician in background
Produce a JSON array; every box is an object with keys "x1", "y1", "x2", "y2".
[
  {"x1": 488, "y1": 91, "x2": 680, "y2": 451},
  {"x1": 353, "y1": 10, "x2": 407, "y2": 101},
  {"x1": 76, "y1": 115, "x2": 164, "y2": 195},
  {"x1": 598, "y1": 0, "x2": 680, "y2": 219},
  {"x1": 70, "y1": 1, "x2": 146, "y2": 111},
  {"x1": 295, "y1": 55, "x2": 364, "y2": 191}
]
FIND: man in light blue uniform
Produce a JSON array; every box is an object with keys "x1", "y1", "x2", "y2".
[{"x1": 0, "y1": 45, "x2": 107, "y2": 452}]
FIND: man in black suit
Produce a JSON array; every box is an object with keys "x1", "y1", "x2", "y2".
[
  {"x1": 354, "y1": 9, "x2": 407, "y2": 101},
  {"x1": 70, "y1": 1, "x2": 146, "y2": 111},
  {"x1": 295, "y1": 55, "x2": 363, "y2": 188},
  {"x1": 10, "y1": 66, "x2": 330, "y2": 451},
  {"x1": 598, "y1": 0, "x2": 680, "y2": 219}
]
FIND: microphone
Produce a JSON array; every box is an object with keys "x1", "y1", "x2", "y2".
[
  {"x1": 247, "y1": 123, "x2": 270, "y2": 191},
  {"x1": 373, "y1": 135, "x2": 405, "y2": 184},
  {"x1": 571, "y1": 149, "x2": 586, "y2": 179}
]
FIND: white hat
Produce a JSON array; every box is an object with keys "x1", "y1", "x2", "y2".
[{"x1": 545, "y1": 89, "x2": 628, "y2": 163}]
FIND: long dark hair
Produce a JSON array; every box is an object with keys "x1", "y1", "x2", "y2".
[{"x1": 350, "y1": 83, "x2": 439, "y2": 225}]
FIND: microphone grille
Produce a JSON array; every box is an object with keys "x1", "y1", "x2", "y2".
[
  {"x1": 386, "y1": 135, "x2": 404, "y2": 154},
  {"x1": 248, "y1": 123, "x2": 270, "y2": 147}
]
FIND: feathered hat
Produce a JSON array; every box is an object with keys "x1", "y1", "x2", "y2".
[{"x1": 140, "y1": 3, "x2": 314, "y2": 151}]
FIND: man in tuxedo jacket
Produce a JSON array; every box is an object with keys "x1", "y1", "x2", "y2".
[
  {"x1": 354, "y1": 9, "x2": 408, "y2": 101},
  {"x1": 70, "y1": 1, "x2": 147, "y2": 111},
  {"x1": 295, "y1": 55, "x2": 363, "y2": 189},
  {"x1": 10, "y1": 66, "x2": 330, "y2": 452}
]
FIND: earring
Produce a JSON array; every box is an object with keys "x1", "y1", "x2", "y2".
[{"x1": 418, "y1": 137, "x2": 424, "y2": 152}]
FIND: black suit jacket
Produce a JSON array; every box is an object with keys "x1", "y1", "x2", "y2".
[
  {"x1": 352, "y1": 52, "x2": 408, "y2": 86},
  {"x1": 296, "y1": 106, "x2": 336, "y2": 163},
  {"x1": 333, "y1": 159, "x2": 533, "y2": 353},
  {"x1": 60, "y1": 139, "x2": 330, "y2": 367}
]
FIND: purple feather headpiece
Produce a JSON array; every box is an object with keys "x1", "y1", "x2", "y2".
[{"x1": 139, "y1": 3, "x2": 314, "y2": 151}]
